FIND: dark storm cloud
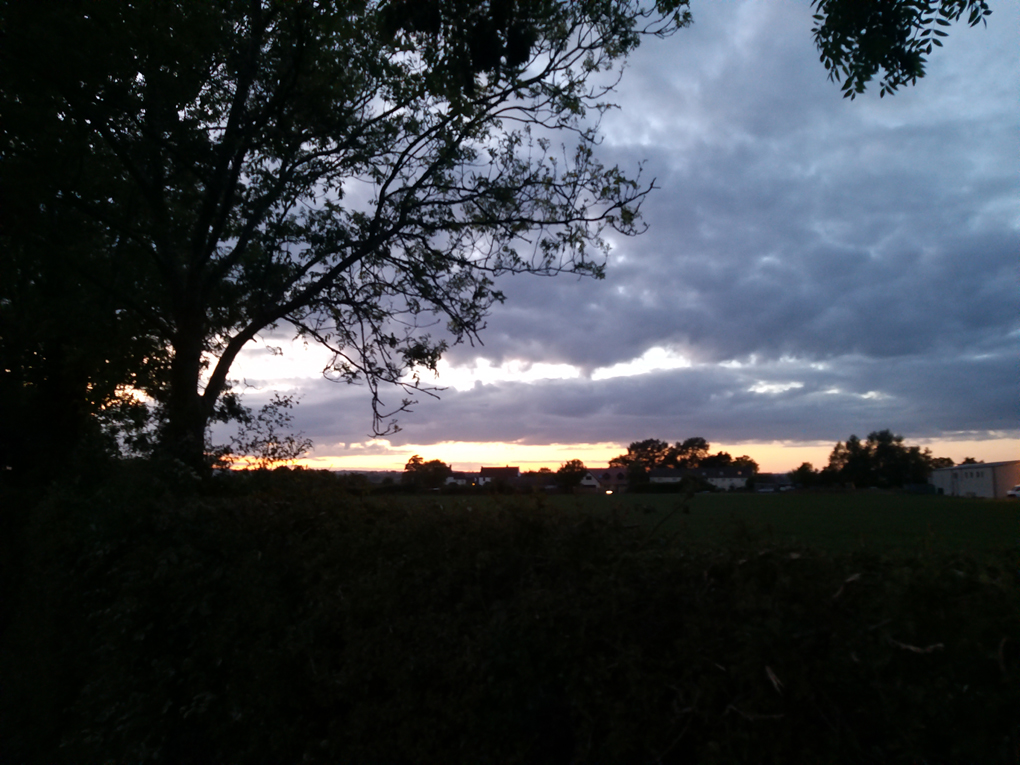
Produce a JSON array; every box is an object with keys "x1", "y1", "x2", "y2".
[
  {"x1": 443, "y1": 1, "x2": 1015, "y2": 403},
  {"x1": 273, "y1": 331, "x2": 1016, "y2": 452},
  {"x1": 361, "y1": 342, "x2": 1017, "y2": 448},
  {"x1": 260, "y1": 0, "x2": 1017, "y2": 456}
]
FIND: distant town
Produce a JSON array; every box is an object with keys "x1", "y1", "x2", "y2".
[{"x1": 305, "y1": 431, "x2": 1020, "y2": 500}]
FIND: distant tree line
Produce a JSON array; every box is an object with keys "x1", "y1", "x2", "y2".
[
  {"x1": 398, "y1": 429, "x2": 966, "y2": 494},
  {"x1": 791, "y1": 430, "x2": 959, "y2": 489},
  {"x1": 608, "y1": 438, "x2": 759, "y2": 485},
  {"x1": 400, "y1": 457, "x2": 596, "y2": 493}
]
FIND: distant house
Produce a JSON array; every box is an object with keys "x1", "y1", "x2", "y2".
[
  {"x1": 477, "y1": 466, "x2": 520, "y2": 486},
  {"x1": 445, "y1": 471, "x2": 471, "y2": 486},
  {"x1": 648, "y1": 467, "x2": 751, "y2": 491},
  {"x1": 928, "y1": 460, "x2": 1020, "y2": 499},
  {"x1": 689, "y1": 467, "x2": 752, "y2": 491},
  {"x1": 648, "y1": 468, "x2": 686, "y2": 484},
  {"x1": 580, "y1": 467, "x2": 629, "y2": 493}
]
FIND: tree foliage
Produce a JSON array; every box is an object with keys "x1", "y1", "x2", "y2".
[
  {"x1": 225, "y1": 394, "x2": 313, "y2": 470},
  {"x1": 555, "y1": 458, "x2": 588, "y2": 489},
  {"x1": 811, "y1": 0, "x2": 991, "y2": 98},
  {"x1": 609, "y1": 438, "x2": 671, "y2": 469},
  {"x1": 402, "y1": 455, "x2": 452, "y2": 490},
  {"x1": 0, "y1": 170, "x2": 165, "y2": 479},
  {"x1": 817, "y1": 429, "x2": 947, "y2": 488},
  {"x1": 790, "y1": 462, "x2": 820, "y2": 488},
  {"x1": 699, "y1": 452, "x2": 759, "y2": 474},
  {"x1": 609, "y1": 437, "x2": 757, "y2": 475},
  {"x1": 1, "y1": 0, "x2": 695, "y2": 471}
]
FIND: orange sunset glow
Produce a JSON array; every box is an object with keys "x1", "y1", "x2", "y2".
[{"x1": 287, "y1": 437, "x2": 1019, "y2": 475}]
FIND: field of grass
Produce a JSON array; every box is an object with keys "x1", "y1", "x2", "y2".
[
  {"x1": 2, "y1": 474, "x2": 1018, "y2": 764},
  {"x1": 533, "y1": 491, "x2": 1020, "y2": 554}
]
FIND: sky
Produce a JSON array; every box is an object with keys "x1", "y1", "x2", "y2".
[{"x1": 225, "y1": 0, "x2": 1018, "y2": 474}]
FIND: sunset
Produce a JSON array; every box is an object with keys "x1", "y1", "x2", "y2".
[
  {"x1": 287, "y1": 436, "x2": 1020, "y2": 475},
  {"x1": 217, "y1": 1, "x2": 1017, "y2": 475},
  {"x1": 3, "y1": 1, "x2": 1016, "y2": 761}
]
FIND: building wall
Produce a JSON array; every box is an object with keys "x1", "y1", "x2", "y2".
[
  {"x1": 929, "y1": 461, "x2": 1020, "y2": 498},
  {"x1": 581, "y1": 470, "x2": 628, "y2": 493},
  {"x1": 706, "y1": 477, "x2": 747, "y2": 491},
  {"x1": 993, "y1": 461, "x2": 1020, "y2": 497},
  {"x1": 477, "y1": 468, "x2": 520, "y2": 486},
  {"x1": 650, "y1": 473, "x2": 748, "y2": 490}
]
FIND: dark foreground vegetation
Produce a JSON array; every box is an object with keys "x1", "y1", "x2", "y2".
[{"x1": 2, "y1": 468, "x2": 1018, "y2": 764}]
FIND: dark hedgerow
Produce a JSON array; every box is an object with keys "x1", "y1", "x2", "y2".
[{"x1": 1, "y1": 468, "x2": 1018, "y2": 764}]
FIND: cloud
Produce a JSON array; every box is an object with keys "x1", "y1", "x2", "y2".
[
  {"x1": 229, "y1": 0, "x2": 1019, "y2": 464},
  {"x1": 274, "y1": 341, "x2": 1015, "y2": 452}
]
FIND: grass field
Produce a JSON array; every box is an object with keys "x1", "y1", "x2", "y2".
[
  {"x1": 402, "y1": 490, "x2": 1020, "y2": 553},
  {"x1": 3, "y1": 476, "x2": 1018, "y2": 763},
  {"x1": 532, "y1": 491, "x2": 1020, "y2": 554}
]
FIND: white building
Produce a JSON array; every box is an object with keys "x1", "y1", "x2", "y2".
[
  {"x1": 691, "y1": 467, "x2": 752, "y2": 491},
  {"x1": 928, "y1": 460, "x2": 1020, "y2": 499},
  {"x1": 648, "y1": 467, "x2": 752, "y2": 491}
]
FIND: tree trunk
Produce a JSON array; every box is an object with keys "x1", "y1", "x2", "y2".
[{"x1": 159, "y1": 320, "x2": 210, "y2": 475}]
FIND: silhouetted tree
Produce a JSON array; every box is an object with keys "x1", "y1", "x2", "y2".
[
  {"x1": 823, "y1": 430, "x2": 946, "y2": 488},
  {"x1": 672, "y1": 437, "x2": 710, "y2": 469},
  {"x1": 610, "y1": 439, "x2": 673, "y2": 470},
  {"x1": 3, "y1": 1, "x2": 695, "y2": 471},
  {"x1": 791, "y1": 462, "x2": 819, "y2": 487},
  {"x1": 226, "y1": 394, "x2": 313, "y2": 470},
  {"x1": 699, "y1": 452, "x2": 732, "y2": 469},
  {"x1": 555, "y1": 459, "x2": 588, "y2": 490},
  {"x1": 699, "y1": 452, "x2": 759, "y2": 473},
  {"x1": 402, "y1": 455, "x2": 451, "y2": 490},
  {"x1": 811, "y1": 0, "x2": 991, "y2": 99},
  {"x1": 0, "y1": 196, "x2": 164, "y2": 481},
  {"x1": 610, "y1": 437, "x2": 756, "y2": 474},
  {"x1": 732, "y1": 455, "x2": 759, "y2": 474}
]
